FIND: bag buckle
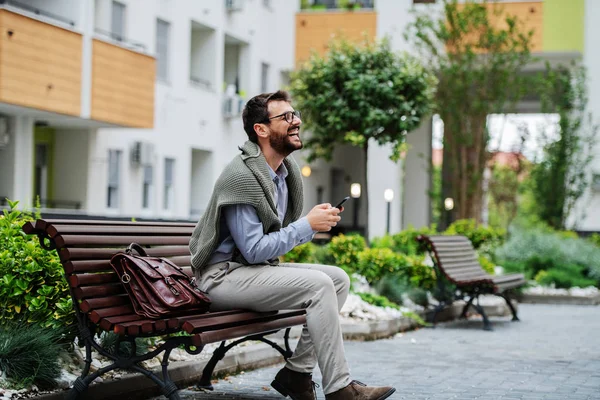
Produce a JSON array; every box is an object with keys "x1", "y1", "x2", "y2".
[
  {"x1": 165, "y1": 277, "x2": 180, "y2": 296},
  {"x1": 121, "y1": 273, "x2": 131, "y2": 284}
]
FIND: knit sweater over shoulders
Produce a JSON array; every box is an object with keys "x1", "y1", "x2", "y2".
[{"x1": 189, "y1": 140, "x2": 304, "y2": 272}]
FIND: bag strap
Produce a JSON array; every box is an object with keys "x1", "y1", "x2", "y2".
[{"x1": 126, "y1": 242, "x2": 148, "y2": 257}]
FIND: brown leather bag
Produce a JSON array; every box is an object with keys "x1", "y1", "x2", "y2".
[{"x1": 110, "y1": 243, "x2": 211, "y2": 319}]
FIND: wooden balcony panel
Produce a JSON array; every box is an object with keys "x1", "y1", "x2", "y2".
[
  {"x1": 0, "y1": 9, "x2": 82, "y2": 116},
  {"x1": 295, "y1": 11, "x2": 377, "y2": 66},
  {"x1": 91, "y1": 39, "x2": 155, "y2": 129}
]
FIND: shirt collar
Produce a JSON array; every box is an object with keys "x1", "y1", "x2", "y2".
[{"x1": 267, "y1": 162, "x2": 289, "y2": 182}]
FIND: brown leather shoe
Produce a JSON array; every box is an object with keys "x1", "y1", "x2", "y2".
[
  {"x1": 271, "y1": 366, "x2": 319, "y2": 400},
  {"x1": 325, "y1": 380, "x2": 396, "y2": 400}
]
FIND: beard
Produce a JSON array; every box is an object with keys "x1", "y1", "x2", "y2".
[{"x1": 269, "y1": 127, "x2": 303, "y2": 156}]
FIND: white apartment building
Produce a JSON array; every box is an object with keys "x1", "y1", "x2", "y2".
[{"x1": 0, "y1": 0, "x2": 598, "y2": 239}]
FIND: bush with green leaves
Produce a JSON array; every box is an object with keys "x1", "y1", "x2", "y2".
[
  {"x1": 589, "y1": 233, "x2": 600, "y2": 248},
  {"x1": 355, "y1": 248, "x2": 406, "y2": 284},
  {"x1": 0, "y1": 323, "x2": 64, "y2": 388},
  {"x1": 326, "y1": 234, "x2": 367, "y2": 275},
  {"x1": 534, "y1": 267, "x2": 597, "y2": 289},
  {"x1": 0, "y1": 200, "x2": 74, "y2": 330},
  {"x1": 495, "y1": 227, "x2": 600, "y2": 288},
  {"x1": 371, "y1": 225, "x2": 437, "y2": 257},
  {"x1": 281, "y1": 242, "x2": 317, "y2": 264},
  {"x1": 444, "y1": 219, "x2": 506, "y2": 250},
  {"x1": 356, "y1": 292, "x2": 400, "y2": 310}
]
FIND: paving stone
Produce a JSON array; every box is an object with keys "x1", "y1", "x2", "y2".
[{"x1": 148, "y1": 304, "x2": 600, "y2": 399}]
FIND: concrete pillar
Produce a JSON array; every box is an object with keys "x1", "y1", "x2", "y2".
[
  {"x1": 12, "y1": 117, "x2": 35, "y2": 209},
  {"x1": 367, "y1": 142, "x2": 403, "y2": 240},
  {"x1": 80, "y1": 0, "x2": 95, "y2": 119},
  {"x1": 402, "y1": 117, "x2": 433, "y2": 229}
]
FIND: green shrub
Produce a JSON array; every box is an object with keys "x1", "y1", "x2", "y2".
[
  {"x1": 326, "y1": 234, "x2": 367, "y2": 274},
  {"x1": 478, "y1": 254, "x2": 496, "y2": 275},
  {"x1": 444, "y1": 219, "x2": 506, "y2": 251},
  {"x1": 374, "y1": 275, "x2": 408, "y2": 306},
  {"x1": 589, "y1": 233, "x2": 600, "y2": 248},
  {"x1": 357, "y1": 292, "x2": 400, "y2": 310},
  {"x1": 405, "y1": 256, "x2": 437, "y2": 290},
  {"x1": 0, "y1": 201, "x2": 75, "y2": 331},
  {"x1": 535, "y1": 267, "x2": 597, "y2": 289},
  {"x1": 0, "y1": 324, "x2": 64, "y2": 388},
  {"x1": 496, "y1": 227, "x2": 600, "y2": 287},
  {"x1": 313, "y1": 244, "x2": 335, "y2": 266},
  {"x1": 387, "y1": 224, "x2": 437, "y2": 256},
  {"x1": 281, "y1": 242, "x2": 317, "y2": 263},
  {"x1": 356, "y1": 248, "x2": 407, "y2": 283},
  {"x1": 406, "y1": 287, "x2": 429, "y2": 308},
  {"x1": 99, "y1": 332, "x2": 149, "y2": 357}
]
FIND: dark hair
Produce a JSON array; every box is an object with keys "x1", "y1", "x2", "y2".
[{"x1": 242, "y1": 90, "x2": 292, "y2": 142}]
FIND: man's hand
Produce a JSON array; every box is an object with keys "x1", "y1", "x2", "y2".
[{"x1": 306, "y1": 203, "x2": 342, "y2": 232}]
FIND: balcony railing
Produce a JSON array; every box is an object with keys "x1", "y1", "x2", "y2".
[
  {"x1": 300, "y1": 0, "x2": 374, "y2": 11},
  {"x1": 94, "y1": 27, "x2": 146, "y2": 52},
  {"x1": 0, "y1": 0, "x2": 75, "y2": 26}
]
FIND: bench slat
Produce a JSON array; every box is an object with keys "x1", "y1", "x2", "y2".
[
  {"x1": 196, "y1": 314, "x2": 307, "y2": 346},
  {"x1": 182, "y1": 310, "x2": 306, "y2": 334},
  {"x1": 55, "y1": 235, "x2": 190, "y2": 248},
  {"x1": 64, "y1": 259, "x2": 192, "y2": 275},
  {"x1": 38, "y1": 219, "x2": 196, "y2": 227},
  {"x1": 48, "y1": 224, "x2": 195, "y2": 238},
  {"x1": 69, "y1": 272, "x2": 118, "y2": 287},
  {"x1": 59, "y1": 246, "x2": 191, "y2": 262},
  {"x1": 80, "y1": 295, "x2": 130, "y2": 313},
  {"x1": 74, "y1": 284, "x2": 125, "y2": 300}
]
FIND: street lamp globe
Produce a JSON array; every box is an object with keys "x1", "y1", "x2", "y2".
[
  {"x1": 350, "y1": 183, "x2": 361, "y2": 198},
  {"x1": 384, "y1": 189, "x2": 394, "y2": 203}
]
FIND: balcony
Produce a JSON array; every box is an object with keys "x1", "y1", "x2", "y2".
[
  {"x1": 300, "y1": 0, "x2": 374, "y2": 11},
  {"x1": 90, "y1": 38, "x2": 155, "y2": 128},
  {"x1": 0, "y1": 7, "x2": 82, "y2": 116}
]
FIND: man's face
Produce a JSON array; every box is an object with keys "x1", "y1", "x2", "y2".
[{"x1": 265, "y1": 100, "x2": 303, "y2": 156}]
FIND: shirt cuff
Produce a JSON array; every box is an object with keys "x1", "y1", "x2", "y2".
[{"x1": 293, "y1": 216, "x2": 316, "y2": 239}]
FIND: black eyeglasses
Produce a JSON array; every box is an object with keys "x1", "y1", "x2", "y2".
[{"x1": 267, "y1": 110, "x2": 301, "y2": 124}]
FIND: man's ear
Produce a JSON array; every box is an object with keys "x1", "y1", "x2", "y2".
[{"x1": 254, "y1": 123, "x2": 268, "y2": 139}]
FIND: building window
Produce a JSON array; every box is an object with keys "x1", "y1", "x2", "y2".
[
  {"x1": 107, "y1": 150, "x2": 122, "y2": 209},
  {"x1": 156, "y1": 19, "x2": 171, "y2": 81},
  {"x1": 111, "y1": 1, "x2": 126, "y2": 41},
  {"x1": 261, "y1": 62, "x2": 270, "y2": 93},
  {"x1": 164, "y1": 158, "x2": 175, "y2": 210},
  {"x1": 142, "y1": 165, "x2": 153, "y2": 209}
]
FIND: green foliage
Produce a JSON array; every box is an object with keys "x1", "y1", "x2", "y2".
[
  {"x1": 0, "y1": 201, "x2": 75, "y2": 331},
  {"x1": 0, "y1": 324, "x2": 64, "y2": 388},
  {"x1": 374, "y1": 275, "x2": 407, "y2": 306},
  {"x1": 406, "y1": 287, "x2": 429, "y2": 309},
  {"x1": 496, "y1": 226, "x2": 600, "y2": 287},
  {"x1": 356, "y1": 248, "x2": 406, "y2": 284},
  {"x1": 99, "y1": 332, "x2": 149, "y2": 358},
  {"x1": 590, "y1": 233, "x2": 600, "y2": 248},
  {"x1": 478, "y1": 254, "x2": 496, "y2": 275},
  {"x1": 534, "y1": 266, "x2": 597, "y2": 289},
  {"x1": 530, "y1": 63, "x2": 598, "y2": 230},
  {"x1": 391, "y1": 225, "x2": 437, "y2": 256},
  {"x1": 356, "y1": 292, "x2": 400, "y2": 310},
  {"x1": 488, "y1": 164, "x2": 524, "y2": 231},
  {"x1": 313, "y1": 244, "x2": 336, "y2": 266},
  {"x1": 326, "y1": 234, "x2": 367, "y2": 275},
  {"x1": 406, "y1": 0, "x2": 534, "y2": 220},
  {"x1": 281, "y1": 242, "x2": 317, "y2": 264},
  {"x1": 445, "y1": 219, "x2": 506, "y2": 258},
  {"x1": 290, "y1": 37, "x2": 436, "y2": 164}
]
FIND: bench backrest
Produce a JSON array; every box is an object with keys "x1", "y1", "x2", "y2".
[
  {"x1": 417, "y1": 235, "x2": 493, "y2": 286},
  {"x1": 22, "y1": 219, "x2": 197, "y2": 329}
]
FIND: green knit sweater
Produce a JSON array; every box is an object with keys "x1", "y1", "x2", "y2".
[{"x1": 189, "y1": 140, "x2": 304, "y2": 272}]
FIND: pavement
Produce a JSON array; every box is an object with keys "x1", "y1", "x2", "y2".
[{"x1": 151, "y1": 304, "x2": 600, "y2": 400}]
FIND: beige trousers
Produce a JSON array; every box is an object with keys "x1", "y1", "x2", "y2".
[{"x1": 196, "y1": 261, "x2": 352, "y2": 394}]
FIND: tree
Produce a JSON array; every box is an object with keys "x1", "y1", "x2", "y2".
[
  {"x1": 405, "y1": 0, "x2": 534, "y2": 226},
  {"x1": 530, "y1": 63, "x2": 598, "y2": 230},
  {"x1": 290, "y1": 38, "x2": 437, "y2": 238}
]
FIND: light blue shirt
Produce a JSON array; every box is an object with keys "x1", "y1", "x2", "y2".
[{"x1": 207, "y1": 162, "x2": 315, "y2": 265}]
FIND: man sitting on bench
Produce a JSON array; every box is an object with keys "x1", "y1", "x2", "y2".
[{"x1": 190, "y1": 91, "x2": 396, "y2": 400}]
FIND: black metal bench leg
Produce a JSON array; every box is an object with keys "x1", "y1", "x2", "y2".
[
  {"x1": 471, "y1": 302, "x2": 493, "y2": 331},
  {"x1": 427, "y1": 302, "x2": 448, "y2": 327},
  {"x1": 460, "y1": 296, "x2": 475, "y2": 319},
  {"x1": 497, "y1": 293, "x2": 520, "y2": 321}
]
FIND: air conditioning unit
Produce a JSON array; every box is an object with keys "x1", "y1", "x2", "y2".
[
  {"x1": 592, "y1": 173, "x2": 600, "y2": 193},
  {"x1": 225, "y1": 0, "x2": 244, "y2": 12},
  {"x1": 0, "y1": 117, "x2": 9, "y2": 150},
  {"x1": 223, "y1": 95, "x2": 244, "y2": 118},
  {"x1": 130, "y1": 141, "x2": 155, "y2": 166}
]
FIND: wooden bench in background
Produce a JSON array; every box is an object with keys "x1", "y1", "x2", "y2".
[
  {"x1": 23, "y1": 219, "x2": 307, "y2": 400},
  {"x1": 417, "y1": 235, "x2": 526, "y2": 331}
]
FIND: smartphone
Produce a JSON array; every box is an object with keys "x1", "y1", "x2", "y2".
[{"x1": 334, "y1": 196, "x2": 350, "y2": 209}]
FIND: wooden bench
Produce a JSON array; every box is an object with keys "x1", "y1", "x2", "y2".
[
  {"x1": 417, "y1": 235, "x2": 526, "y2": 330},
  {"x1": 22, "y1": 219, "x2": 307, "y2": 400}
]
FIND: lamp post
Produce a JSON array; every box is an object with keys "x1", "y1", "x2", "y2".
[
  {"x1": 384, "y1": 189, "x2": 394, "y2": 235},
  {"x1": 350, "y1": 183, "x2": 361, "y2": 230}
]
